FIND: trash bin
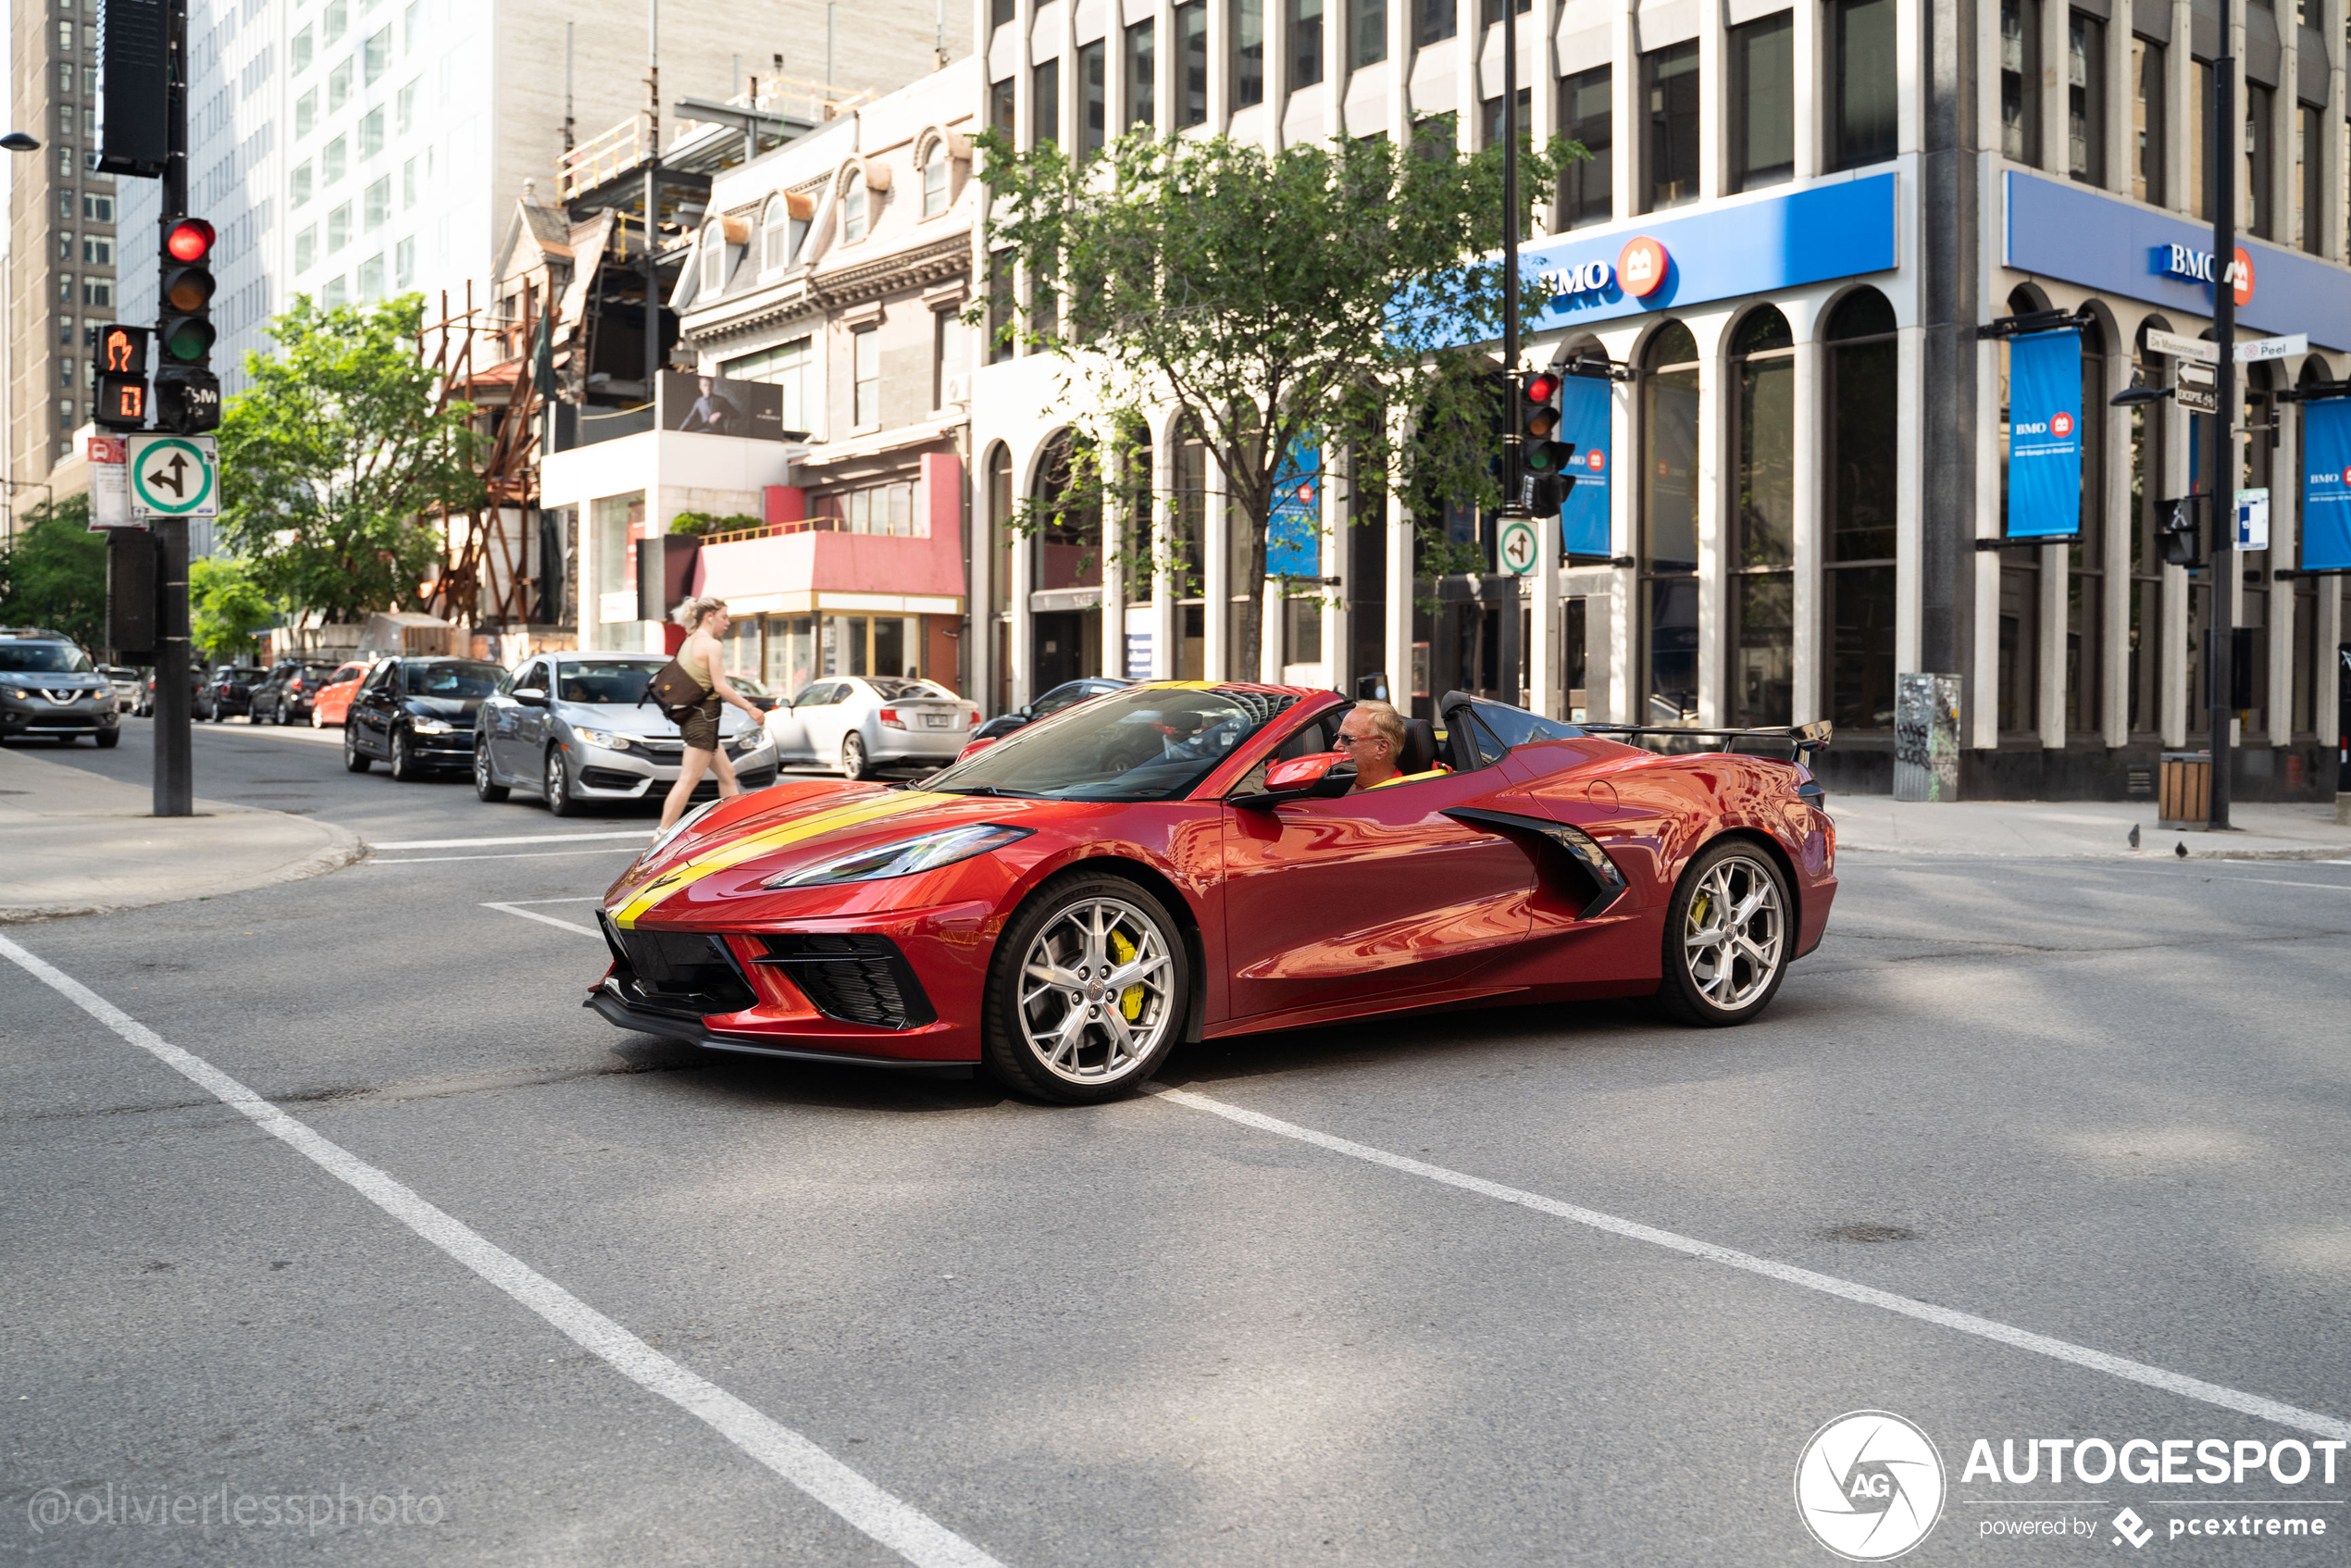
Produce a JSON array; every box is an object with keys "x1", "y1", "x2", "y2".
[{"x1": 2158, "y1": 752, "x2": 2210, "y2": 828}]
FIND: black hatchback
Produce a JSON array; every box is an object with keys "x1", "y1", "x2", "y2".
[{"x1": 342, "y1": 656, "x2": 505, "y2": 781}]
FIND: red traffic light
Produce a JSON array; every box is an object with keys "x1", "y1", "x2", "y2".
[
  {"x1": 1523, "y1": 371, "x2": 1561, "y2": 404},
  {"x1": 166, "y1": 218, "x2": 216, "y2": 262}
]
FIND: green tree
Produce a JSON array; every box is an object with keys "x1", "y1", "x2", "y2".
[
  {"x1": 976, "y1": 126, "x2": 1576, "y2": 678},
  {"x1": 189, "y1": 555, "x2": 279, "y2": 663},
  {"x1": 217, "y1": 293, "x2": 486, "y2": 624},
  {"x1": 0, "y1": 497, "x2": 106, "y2": 650}
]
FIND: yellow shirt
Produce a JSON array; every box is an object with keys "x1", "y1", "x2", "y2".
[{"x1": 676, "y1": 634, "x2": 716, "y2": 691}]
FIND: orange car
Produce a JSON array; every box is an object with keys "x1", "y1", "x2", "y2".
[{"x1": 307, "y1": 659, "x2": 374, "y2": 728}]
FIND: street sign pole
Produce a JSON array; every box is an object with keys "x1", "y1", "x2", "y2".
[
  {"x1": 153, "y1": 0, "x2": 193, "y2": 817},
  {"x1": 2207, "y1": 29, "x2": 2236, "y2": 831}
]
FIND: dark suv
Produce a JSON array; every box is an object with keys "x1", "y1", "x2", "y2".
[
  {"x1": 194, "y1": 665, "x2": 264, "y2": 721},
  {"x1": 0, "y1": 628, "x2": 120, "y2": 746},
  {"x1": 249, "y1": 659, "x2": 347, "y2": 725}
]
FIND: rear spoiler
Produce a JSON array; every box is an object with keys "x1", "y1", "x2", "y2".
[{"x1": 1580, "y1": 720, "x2": 1833, "y2": 758}]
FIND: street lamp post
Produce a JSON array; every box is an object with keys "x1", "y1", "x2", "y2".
[{"x1": 2206, "y1": 25, "x2": 2237, "y2": 831}]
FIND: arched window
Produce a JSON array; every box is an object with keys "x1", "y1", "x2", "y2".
[
  {"x1": 1996, "y1": 283, "x2": 2046, "y2": 736},
  {"x1": 1729, "y1": 306, "x2": 1795, "y2": 727},
  {"x1": 2066, "y1": 317, "x2": 2106, "y2": 735},
  {"x1": 2289, "y1": 358, "x2": 2330, "y2": 737},
  {"x1": 1170, "y1": 414, "x2": 1209, "y2": 678},
  {"x1": 1824, "y1": 287, "x2": 1898, "y2": 731},
  {"x1": 842, "y1": 175, "x2": 869, "y2": 243},
  {"x1": 987, "y1": 442, "x2": 1014, "y2": 715},
  {"x1": 2238, "y1": 358, "x2": 2280, "y2": 738},
  {"x1": 922, "y1": 141, "x2": 951, "y2": 217},
  {"x1": 1638, "y1": 321, "x2": 1701, "y2": 725},
  {"x1": 1031, "y1": 432, "x2": 1103, "y2": 691},
  {"x1": 761, "y1": 196, "x2": 795, "y2": 272},
  {"x1": 699, "y1": 221, "x2": 727, "y2": 297},
  {"x1": 2125, "y1": 318, "x2": 2171, "y2": 735}
]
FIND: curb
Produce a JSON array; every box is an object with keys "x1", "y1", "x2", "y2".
[{"x1": 0, "y1": 817, "x2": 368, "y2": 926}]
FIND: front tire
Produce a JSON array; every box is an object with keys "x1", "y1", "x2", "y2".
[
  {"x1": 543, "y1": 747, "x2": 579, "y2": 816},
  {"x1": 840, "y1": 731, "x2": 872, "y2": 780},
  {"x1": 342, "y1": 724, "x2": 371, "y2": 773},
  {"x1": 474, "y1": 739, "x2": 510, "y2": 802},
  {"x1": 1651, "y1": 839, "x2": 1793, "y2": 1027},
  {"x1": 981, "y1": 873, "x2": 1190, "y2": 1104},
  {"x1": 388, "y1": 728, "x2": 422, "y2": 781},
  {"x1": 95, "y1": 729, "x2": 119, "y2": 749}
]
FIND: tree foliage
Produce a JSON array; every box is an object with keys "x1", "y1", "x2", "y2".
[
  {"x1": 216, "y1": 294, "x2": 486, "y2": 624},
  {"x1": 189, "y1": 556, "x2": 279, "y2": 663},
  {"x1": 976, "y1": 126, "x2": 1576, "y2": 677},
  {"x1": 0, "y1": 498, "x2": 106, "y2": 650}
]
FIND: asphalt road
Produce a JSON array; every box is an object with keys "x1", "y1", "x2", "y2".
[{"x1": 5, "y1": 717, "x2": 2348, "y2": 1565}]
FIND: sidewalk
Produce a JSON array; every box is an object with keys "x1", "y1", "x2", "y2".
[
  {"x1": 1828, "y1": 793, "x2": 2351, "y2": 860},
  {"x1": 0, "y1": 745, "x2": 363, "y2": 923}
]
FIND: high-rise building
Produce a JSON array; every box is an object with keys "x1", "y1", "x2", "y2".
[
  {"x1": 96, "y1": 0, "x2": 958, "y2": 554},
  {"x1": 6, "y1": 0, "x2": 121, "y2": 528}
]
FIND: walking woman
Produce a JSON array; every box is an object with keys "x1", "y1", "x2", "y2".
[{"x1": 659, "y1": 596, "x2": 766, "y2": 832}]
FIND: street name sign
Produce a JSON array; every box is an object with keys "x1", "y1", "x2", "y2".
[
  {"x1": 127, "y1": 434, "x2": 218, "y2": 520},
  {"x1": 2144, "y1": 329, "x2": 2307, "y2": 366}
]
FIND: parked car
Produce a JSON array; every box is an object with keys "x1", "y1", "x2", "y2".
[
  {"x1": 765, "y1": 676, "x2": 978, "y2": 778},
  {"x1": 99, "y1": 666, "x2": 145, "y2": 712},
  {"x1": 192, "y1": 666, "x2": 265, "y2": 721},
  {"x1": 957, "y1": 678, "x2": 1129, "y2": 761},
  {"x1": 342, "y1": 656, "x2": 506, "y2": 780},
  {"x1": 308, "y1": 659, "x2": 372, "y2": 728},
  {"x1": 249, "y1": 658, "x2": 351, "y2": 725},
  {"x1": 0, "y1": 628, "x2": 120, "y2": 746},
  {"x1": 473, "y1": 651, "x2": 777, "y2": 816}
]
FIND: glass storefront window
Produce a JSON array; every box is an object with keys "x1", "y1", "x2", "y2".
[
  {"x1": 988, "y1": 443, "x2": 1014, "y2": 616},
  {"x1": 2066, "y1": 330, "x2": 2105, "y2": 736},
  {"x1": 2126, "y1": 342, "x2": 2166, "y2": 735},
  {"x1": 1729, "y1": 308, "x2": 1794, "y2": 728},
  {"x1": 1639, "y1": 321, "x2": 1700, "y2": 725},
  {"x1": 765, "y1": 614, "x2": 817, "y2": 695},
  {"x1": 1825, "y1": 289, "x2": 1898, "y2": 731}
]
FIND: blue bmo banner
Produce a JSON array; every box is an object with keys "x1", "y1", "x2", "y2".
[
  {"x1": 1559, "y1": 374, "x2": 1612, "y2": 558},
  {"x1": 2301, "y1": 398, "x2": 2351, "y2": 571},
  {"x1": 2007, "y1": 330, "x2": 2084, "y2": 540},
  {"x1": 1264, "y1": 436, "x2": 1323, "y2": 577}
]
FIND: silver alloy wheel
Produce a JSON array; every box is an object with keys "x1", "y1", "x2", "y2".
[
  {"x1": 545, "y1": 748, "x2": 565, "y2": 803},
  {"x1": 1679, "y1": 853, "x2": 1785, "y2": 1011},
  {"x1": 1015, "y1": 897, "x2": 1178, "y2": 1086}
]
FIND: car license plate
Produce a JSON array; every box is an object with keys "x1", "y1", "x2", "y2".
[{"x1": 922, "y1": 713, "x2": 950, "y2": 728}]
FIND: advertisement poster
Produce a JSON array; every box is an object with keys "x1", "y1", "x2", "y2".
[
  {"x1": 2300, "y1": 398, "x2": 2351, "y2": 570},
  {"x1": 1559, "y1": 373, "x2": 1611, "y2": 558},
  {"x1": 2005, "y1": 330, "x2": 2084, "y2": 540},
  {"x1": 657, "y1": 370, "x2": 789, "y2": 442},
  {"x1": 1264, "y1": 436, "x2": 1322, "y2": 578}
]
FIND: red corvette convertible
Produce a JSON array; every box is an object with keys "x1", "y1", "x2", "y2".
[{"x1": 591, "y1": 683, "x2": 1837, "y2": 1103}]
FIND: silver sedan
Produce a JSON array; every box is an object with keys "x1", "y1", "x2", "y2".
[
  {"x1": 473, "y1": 651, "x2": 778, "y2": 816},
  {"x1": 763, "y1": 676, "x2": 976, "y2": 778}
]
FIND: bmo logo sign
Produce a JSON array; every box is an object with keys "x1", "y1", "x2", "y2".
[
  {"x1": 2051, "y1": 412, "x2": 2074, "y2": 438},
  {"x1": 1586, "y1": 449, "x2": 1606, "y2": 473},
  {"x1": 1617, "y1": 236, "x2": 1670, "y2": 298}
]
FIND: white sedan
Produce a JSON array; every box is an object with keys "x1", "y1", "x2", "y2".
[{"x1": 764, "y1": 676, "x2": 979, "y2": 778}]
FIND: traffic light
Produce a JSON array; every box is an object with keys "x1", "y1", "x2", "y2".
[
  {"x1": 93, "y1": 324, "x2": 150, "y2": 431},
  {"x1": 155, "y1": 217, "x2": 221, "y2": 434},
  {"x1": 2160, "y1": 495, "x2": 2203, "y2": 567},
  {"x1": 1519, "y1": 368, "x2": 1577, "y2": 514}
]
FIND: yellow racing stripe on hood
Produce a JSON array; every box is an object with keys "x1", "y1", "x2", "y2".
[{"x1": 610, "y1": 790, "x2": 952, "y2": 927}]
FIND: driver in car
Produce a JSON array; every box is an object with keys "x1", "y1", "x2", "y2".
[{"x1": 1337, "y1": 702, "x2": 1405, "y2": 791}]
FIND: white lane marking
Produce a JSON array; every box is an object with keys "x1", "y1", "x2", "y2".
[
  {"x1": 0, "y1": 932, "x2": 1008, "y2": 1568},
  {"x1": 368, "y1": 847, "x2": 645, "y2": 865},
  {"x1": 485, "y1": 902, "x2": 603, "y2": 938},
  {"x1": 498, "y1": 896, "x2": 604, "y2": 906},
  {"x1": 2091, "y1": 867, "x2": 2351, "y2": 892},
  {"x1": 1145, "y1": 1085, "x2": 2351, "y2": 1443},
  {"x1": 372, "y1": 830, "x2": 653, "y2": 850}
]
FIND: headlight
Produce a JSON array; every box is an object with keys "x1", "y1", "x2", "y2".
[
  {"x1": 644, "y1": 799, "x2": 721, "y2": 859},
  {"x1": 732, "y1": 728, "x2": 774, "y2": 751},
  {"x1": 763, "y1": 823, "x2": 1032, "y2": 890},
  {"x1": 573, "y1": 727, "x2": 631, "y2": 751},
  {"x1": 409, "y1": 716, "x2": 454, "y2": 735}
]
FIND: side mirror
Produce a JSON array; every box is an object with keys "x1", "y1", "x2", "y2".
[
  {"x1": 1231, "y1": 750, "x2": 1357, "y2": 810},
  {"x1": 1795, "y1": 719, "x2": 1833, "y2": 754},
  {"x1": 955, "y1": 735, "x2": 1001, "y2": 764},
  {"x1": 514, "y1": 687, "x2": 549, "y2": 707}
]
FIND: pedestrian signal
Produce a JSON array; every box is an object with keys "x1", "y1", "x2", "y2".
[{"x1": 93, "y1": 323, "x2": 151, "y2": 431}]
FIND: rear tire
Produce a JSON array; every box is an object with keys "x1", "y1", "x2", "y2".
[
  {"x1": 1650, "y1": 839, "x2": 1793, "y2": 1027},
  {"x1": 840, "y1": 732, "x2": 871, "y2": 780},
  {"x1": 981, "y1": 873, "x2": 1190, "y2": 1104},
  {"x1": 474, "y1": 739, "x2": 510, "y2": 802}
]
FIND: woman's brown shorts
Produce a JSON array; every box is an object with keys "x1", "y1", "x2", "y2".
[{"x1": 677, "y1": 693, "x2": 722, "y2": 753}]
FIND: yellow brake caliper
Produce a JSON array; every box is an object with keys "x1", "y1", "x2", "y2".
[{"x1": 1110, "y1": 930, "x2": 1144, "y2": 1020}]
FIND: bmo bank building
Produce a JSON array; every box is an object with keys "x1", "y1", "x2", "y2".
[{"x1": 966, "y1": 0, "x2": 2351, "y2": 801}]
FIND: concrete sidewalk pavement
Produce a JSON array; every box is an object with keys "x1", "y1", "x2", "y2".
[
  {"x1": 1828, "y1": 792, "x2": 2351, "y2": 860},
  {"x1": 0, "y1": 745, "x2": 362, "y2": 923}
]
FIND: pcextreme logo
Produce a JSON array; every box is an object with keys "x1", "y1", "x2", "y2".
[{"x1": 1796, "y1": 1411, "x2": 1947, "y2": 1562}]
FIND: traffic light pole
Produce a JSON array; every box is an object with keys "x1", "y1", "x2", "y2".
[
  {"x1": 1498, "y1": 0, "x2": 1524, "y2": 517},
  {"x1": 152, "y1": 0, "x2": 193, "y2": 817},
  {"x1": 2205, "y1": 43, "x2": 2236, "y2": 832}
]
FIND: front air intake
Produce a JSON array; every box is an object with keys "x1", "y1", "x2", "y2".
[{"x1": 754, "y1": 934, "x2": 937, "y2": 1030}]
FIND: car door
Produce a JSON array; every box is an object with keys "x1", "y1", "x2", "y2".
[
  {"x1": 1219, "y1": 757, "x2": 1539, "y2": 1022},
  {"x1": 491, "y1": 659, "x2": 543, "y2": 776},
  {"x1": 795, "y1": 681, "x2": 852, "y2": 759},
  {"x1": 765, "y1": 682, "x2": 815, "y2": 760},
  {"x1": 479, "y1": 660, "x2": 524, "y2": 776},
  {"x1": 355, "y1": 660, "x2": 398, "y2": 755}
]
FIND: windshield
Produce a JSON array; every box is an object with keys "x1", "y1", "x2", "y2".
[
  {"x1": 222, "y1": 668, "x2": 262, "y2": 686},
  {"x1": 927, "y1": 686, "x2": 1301, "y2": 802},
  {"x1": 556, "y1": 658, "x2": 666, "y2": 703},
  {"x1": 867, "y1": 678, "x2": 955, "y2": 702},
  {"x1": 405, "y1": 660, "x2": 504, "y2": 700},
  {"x1": 0, "y1": 643, "x2": 93, "y2": 674}
]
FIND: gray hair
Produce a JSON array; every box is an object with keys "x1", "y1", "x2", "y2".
[{"x1": 672, "y1": 595, "x2": 728, "y2": 630}]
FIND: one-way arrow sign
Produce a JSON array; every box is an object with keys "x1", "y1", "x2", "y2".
[{"x1": 127, "y1": 434, "x2": 219, "y2": 520}]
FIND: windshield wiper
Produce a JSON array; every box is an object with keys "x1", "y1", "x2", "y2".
[{"x1": 931, "y1": 784, "x2": 1037, "y2": 798}]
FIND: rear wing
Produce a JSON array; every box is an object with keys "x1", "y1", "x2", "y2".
[{"x1": 1578, "y1": 720, "x2": 1833, "y2": 761}]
